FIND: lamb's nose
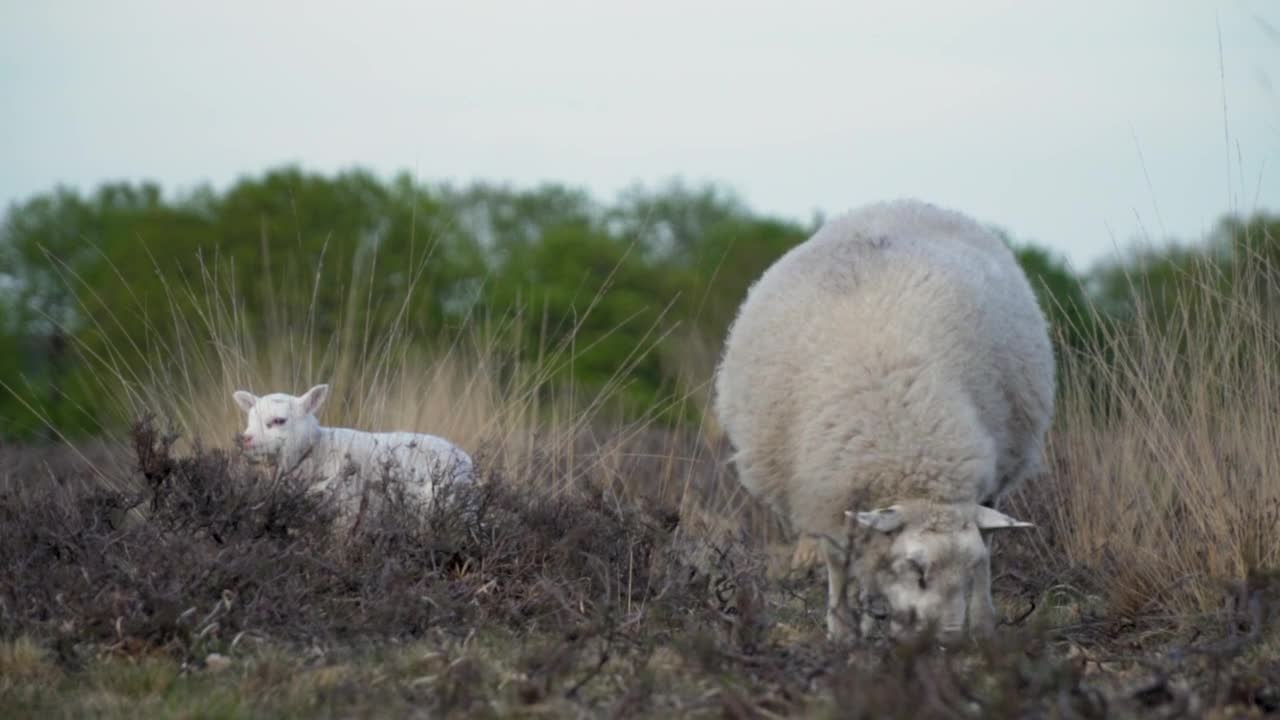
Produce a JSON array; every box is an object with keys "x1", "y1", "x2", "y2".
[
  {"x1": 865, "y1": 596, "x2": 889, "y2": 621},
  {"x1": 239, "y1": 434, "x2": 253, "y2": 447}
]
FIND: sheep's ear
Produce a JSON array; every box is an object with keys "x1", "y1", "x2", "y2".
[
  {"x1": 299, "y1": 384, "x2": 330, "y2": 414},
  {"x1": 974, "y1": 505, "x2": 1034, "y2": 532},
  {"x1": 848, "y1": 506, "x2": 904, "y2": 534},
  {"x1": 233, "y1": 391, "x2": 258, "y2": 412}
]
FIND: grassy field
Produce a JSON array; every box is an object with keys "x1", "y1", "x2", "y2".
[{"x1": 2, "y1": 255, "x2": 1279, "y2": 718}]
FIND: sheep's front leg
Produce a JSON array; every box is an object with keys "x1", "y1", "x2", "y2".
[
  {"x1": 967, "y1": 549, "x2": 996, "y2": 638},
  {"x1": 824, "y1": 539, "x2": 854, "y2": 641}
]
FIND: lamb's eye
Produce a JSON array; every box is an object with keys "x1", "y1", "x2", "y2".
[
  {"x1": 269, "y1": 418, "x2": 287, "y2": 428},
  {"x1": 907, "y1": 559, "x2": 928, "y2": 589}
]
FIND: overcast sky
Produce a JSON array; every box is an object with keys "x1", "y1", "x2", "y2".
[{"x1": 3, "y1": 1, "x2": 1277, "y2": 270}]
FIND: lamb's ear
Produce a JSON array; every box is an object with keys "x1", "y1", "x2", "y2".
[
  {"x1": 299, "y1": 384, "x2": 330, "y2": 414},
  {"x1": 974, "y1": 505, "x2": 1034, "y2": 532},
  {"x1": 848, "y1": 506, "x2": 905, "y2": 534},
  {"x1": 233, "y1": 391, "x2": 258, "y2": 412}
]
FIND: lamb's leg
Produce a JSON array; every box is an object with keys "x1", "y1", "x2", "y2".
[
  {"x1": 824, "y1": 538, "x2": 854, "y2": 641},
  {"x1": 968, "y1": 549, "x2": 997, "y2": 638}
]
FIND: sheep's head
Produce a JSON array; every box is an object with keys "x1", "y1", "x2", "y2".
[
  {"x1": 232, "y1": 384, "x2": 328, "y2": 468},
  {"x1": 847, "y1": 501, "x2": 1032, "y2": 644}
]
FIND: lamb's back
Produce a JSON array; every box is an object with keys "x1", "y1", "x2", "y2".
[{"x1": 324, "y1": 428, "x2": 475, "y2": 485}]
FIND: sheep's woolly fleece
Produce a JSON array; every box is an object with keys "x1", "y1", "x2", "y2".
[{"x1": 713, "y1": 199, "x2": 1054, "y2": 541}]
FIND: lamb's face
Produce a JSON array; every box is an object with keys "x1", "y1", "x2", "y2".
[
  {"x1": 851, "y1": 502, "x2": 1031, "y2": 643},
  {"x1": 232, "y1": 385, "x2": 328, "y2": 466}
]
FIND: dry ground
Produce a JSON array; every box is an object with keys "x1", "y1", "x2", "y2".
[{"x1": 1, "y1": 418, "x2": 1277, "y2": 720}]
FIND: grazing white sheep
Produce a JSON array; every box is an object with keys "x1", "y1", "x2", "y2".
[
  {"x1": 232, "y1": 384, "x2": 475, "y2": 522},
  {"x1": 713, "y1": 199, "x2": 1055, "y2": 644}
]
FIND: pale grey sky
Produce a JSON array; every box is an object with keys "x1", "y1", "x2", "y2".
[{"x1": 2, "y1": 1, "x2": 1277, "y2": 271}]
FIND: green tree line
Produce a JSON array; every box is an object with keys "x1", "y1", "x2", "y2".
[{"x1": 1, "y1": 166, "x2": 1275, "y2": 440}]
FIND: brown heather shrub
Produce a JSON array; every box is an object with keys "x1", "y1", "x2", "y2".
[{"x1": 0, "y1": 417, "x2": 756, "y2": 666}]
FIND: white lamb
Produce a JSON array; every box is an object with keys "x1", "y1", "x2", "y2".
[
  {"x1": 232, "y1": 384, "x2": 475, "y2": 523},
  {"x1": 713, "y1": 199, "x2": 1055, "y2": 644}
]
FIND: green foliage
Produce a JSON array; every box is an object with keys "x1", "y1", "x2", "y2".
[
  {"x1": 1084, "y1": 212, "x2": 1279, "y2": 345},
  {"x1": 0, "y1": 166, "x2": 1271, "y2": 440},
  {"x1": 1215, "y1": 212, "x2": 1280, "y2": 307},
  {"x1": 483, "y1": 222, "x2": 675, "y2": 413},
  {"x1": 0, "y1": 296, "x2": 32, "y2": 437},
  {"x1": 681, "y1": 217, "x2": 807, "y2": 337},
  {"x1": 1008, "y1": 240, "x2": 1101, "y2": 356},
  {"x1": 607, "y1": 180, "x2": 751, "y2": 264}
]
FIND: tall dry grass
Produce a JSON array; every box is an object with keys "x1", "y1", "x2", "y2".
[
  {"x1": 33, "y1": 238, "x2": 781, "y2": 552},
  {"x1": 1032, "y1": 247, "x2": 1280, "y2": 615},
  {"x1": 47, "y1": 225, "x2": 1280, "y2": 621}
]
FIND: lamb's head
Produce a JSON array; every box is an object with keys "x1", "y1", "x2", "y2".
[
  {"x1": 232, "y1": 384, "x2": 328, "y2": 468},
  {"x1": 847, "y1": 500, "x2": 1032, "y2": 643}
]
